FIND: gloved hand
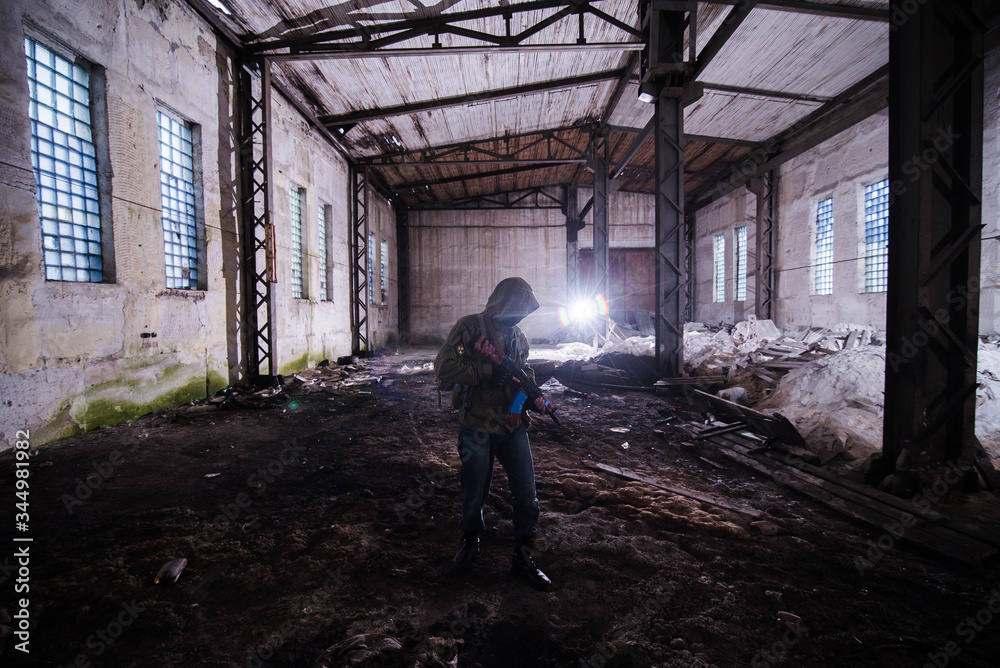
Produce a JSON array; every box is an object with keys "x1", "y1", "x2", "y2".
[
  {"x1": 534, "y1": 395, "x2": 553, "y2": 415},
  {"x1": 473, "y1": 334, "x2": 501, "y2": 365}
]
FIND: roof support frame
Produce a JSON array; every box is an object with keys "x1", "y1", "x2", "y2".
[
  {"x1": 249, "y1": 0, "x2": 643, "y2": 55},
  {"x1": 688, "y1": 64, "x2": 890, "y2": 210},
  {"x1": 357, "y1": 124, "x2": 593, "y2": 166},
  {"x1": 699, "y1": 0, "x2": 889, "y2": 21},
  {"x1": 407, "y1": 185, "x2": 567, "y2": 210},
  {"x1": 319, "y1": 68, "x2": 626, "y2": 127},
  {"x1": 392, "y1": 163, "x2": 557, "y2": 191}
]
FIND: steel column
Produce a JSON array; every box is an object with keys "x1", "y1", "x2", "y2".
[
  {"x1": 349, "y1": 166, "x2": 371, "y2": 353},
  {"x1": 237, "y1": 59, "x2": 277, "y2": 384},
  {"x1": 749, "y1": 170, "x2": 777, "y2": 320},
  {"x1": 591, "y1": 129, "x2": 611, "y2": 340},
  {"x1": 882, "y1": 0, "x2": 985, "y2": 483},
  {"x1": 641, "y1": 1, "x2": 690, "y2": 377}
]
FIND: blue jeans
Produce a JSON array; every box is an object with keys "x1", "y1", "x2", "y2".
[{"x1": 456, "y1": 424, "x2": 539, "y2": 539}]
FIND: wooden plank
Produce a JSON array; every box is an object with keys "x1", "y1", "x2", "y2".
[
  {"x1": 845, "y1": 330, "x2": 861, "y2": 349},
  {"x1": 974, "y1": 437, "x2": 1000, "y2": 492},
  {"x1": 752, "y1": 369, "x2": 779, "y2": 383},
  {"x1": 634, "y1": 309, "x2": 655, "y2": 336},
  {"x1": 584, "y1": 461, "x2": 762, "y2": 518},
  {"x1": 714, "y1": 431, "x2": 1000, "y2": 550},
  {"x1": 706, "y1": 432, "x2": 999, "y2": 559},
  {"x1": 694, "y1": 389, "x2": 809, "y2": 447},
  {"x1": 706, "y1": 442, "x2": 989, "y2": 565}
]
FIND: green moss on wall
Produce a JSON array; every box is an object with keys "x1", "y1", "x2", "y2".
[
  {"x1": 35, "y1": 362, "x2": 231, "y2": 445},
  {"x1": 278, "y1": 351, "x2": 309, "y2": 376}
]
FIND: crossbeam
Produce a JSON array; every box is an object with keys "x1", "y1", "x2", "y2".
[
  {"x1": 320, "y1": 69, "x2": 626, "y2": 127},
  {"x1": 249, "y1": 0, "x2": 642, "y2": 54}
]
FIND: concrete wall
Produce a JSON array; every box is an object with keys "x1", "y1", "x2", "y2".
[
  {"x1": 407, "y1": 208, "x2": 568, "y2": 342},
  {"x1": 981, "y1": 47, "x2": 1000, "y2": 335},
  {"x1": 693, "y1": 187, "x2": 757, "y2": 325},
  {"x1": 577, "y1": 189, "x2": 656, "y2": 249},
  {"x1": 367, "y1": 190, "x2": 399, "y2": 350},
  {"x1": 269, "y1": 92, "x2": 355, "y2": 372},
  {"x1": 692, "y1": 44, "x2": 1000, "y2": 336},
  {"x1": 0, "y1": 0, "x2": 360, "y2": 446},
  {"x1": 772, "y1": 109, "x2": 891, "y2": 331},
  {"x1": 406, "y1": 190, "x2": 656, "y2": 343}
]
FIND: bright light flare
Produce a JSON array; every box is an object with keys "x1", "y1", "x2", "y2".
[{"x1": 558, "y1": 294, "x2": 608, "y2": 327}]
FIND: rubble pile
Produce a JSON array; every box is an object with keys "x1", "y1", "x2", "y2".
[
  {"x1": 756, "y1": 346, "x2": 887, "y2": 466},
  {"x1": 285, "y1": 360, "x2": 381, "y2": 395},
  {"x1": 976, "y1": 340, "x2": 1000, "y2": 457}
]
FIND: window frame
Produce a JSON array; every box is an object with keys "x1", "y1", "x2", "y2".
[
  {"x1": 379, "y1": 238, "x2": 388, "y2": 306},
  {"x1": 813, "y1": 197, "x2": 835, "y2": 296},
  {"x1": 734, "y1": 225, "x2": 748, "y2": 303},
  {"x1": 713, "y1": 233, "x2": 726, "y2": 304},
  {"x1": 289, "y1": 186, "x2": 306, "y2": 300},
  {"x1": 367, "y1": 232, "x2": 376, "y2": 305},
  {"x1": 863, "y1": 178, "x2": 889, "y2": 294},
  {"x1": 156, "y1": 107, "x2": 205, "y2": 290},
  {"x1": 318, "y1": 201, "x2": 332, "y2": 302},
  {"x1": 25, "y1": 32, "x2": 115, "y2": 284}
]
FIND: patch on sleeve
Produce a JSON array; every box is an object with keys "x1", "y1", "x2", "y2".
[{"x1": 455, "y1": 342, "x2": 465, "y2": 357}]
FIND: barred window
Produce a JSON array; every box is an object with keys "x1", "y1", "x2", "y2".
[
  {"x1": 713, "y1": 233, "x2": 726, "y2": 303},
  {"x1": 290, "y1": 188, "x2": 304, "y2": 299},
  {"x1": 26, "y1": 37, "x2": 103, "y2": 282},
  {"x1": 815, "y1": 198, "x2": 834, "y2": 295},
  {"x1": 368, "y1": 233, "x2": 376, "y2": 304},
  {"x1": 318, "y1": 203, "x2": 329, "y2": 301},
  {"x1": 864, "y1": 179, "x2": 889, "y2": 293},
  {"x1": 380, "y1": 239, "x2": 388, "y2": 306},
  {"x1": 735, "y1": 225, "x2": 748, "y2": 302},
  {"x1": 157, "y1": 111, "x2": 199, "y2": 289}
]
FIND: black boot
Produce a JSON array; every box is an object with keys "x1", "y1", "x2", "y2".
[
  {"x1": 453, "y1": 531, "x2": 479, "y2": 571},
  {"x1": 512, "y1": 539, "x2": 551, "y2": 591}
]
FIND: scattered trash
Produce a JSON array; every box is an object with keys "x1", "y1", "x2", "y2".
[
  {"x1": 399, "y1": 362, "x2": 435, "y2": 375},
  {"x1": 777, "y1": 611, "x2": 808, "y2": 636},
  {"x1": 610, "y1": 427, "x2": 630, "y2": 434},
  {"x1": 716, "y1": 387, "x2": 748, "y2": 406},
  {"x1": 621, "y1": 442, "x2": 630, "y2": 450},
  {"x1": 155, "y1": 558, "x2": 187, "y2": 585}
]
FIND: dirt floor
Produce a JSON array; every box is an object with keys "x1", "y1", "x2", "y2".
[{"x1": 3, "y1": 346, "x2": 1000, "y2": 667}]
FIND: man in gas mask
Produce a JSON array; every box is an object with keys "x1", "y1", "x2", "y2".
[{"x1": 433, "y1": 277, "x2": 553, "y2": 591}]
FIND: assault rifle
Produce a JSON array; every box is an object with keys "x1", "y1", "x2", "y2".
[{"x1": 475, "y1": 335, "x2": 562, "y2": 427}]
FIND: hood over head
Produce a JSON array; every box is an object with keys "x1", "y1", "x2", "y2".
[{"x1": 482, "y1": 277, "x2": 540, "y2": 327}]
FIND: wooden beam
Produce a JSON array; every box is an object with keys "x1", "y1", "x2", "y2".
[
  {"x1": 700, "y1": 0, "x2": 889, "y2": 21},
  {"x1": 266, "y1": 42, "x2": 644, "y2": 61},
  {"x1": 702, "y1": 82, "x2": 832, "y2": 104},
  {"x1": 392, "y1": 164, "x2": 554, "y2": 190},
  {"x1": 319, "y1": 68, "x2": 626, "y2": 126},
  {"x1": 356, "y1": 123, "x2": 593, "y2": 164}
]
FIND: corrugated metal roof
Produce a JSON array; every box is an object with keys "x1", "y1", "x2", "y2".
[
  {"x1": 698, "y1": 9, "x2": 887, "y2": 99},
  {"x1": 207, "y1": 0, "x2": 890, "y2": 204}
]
